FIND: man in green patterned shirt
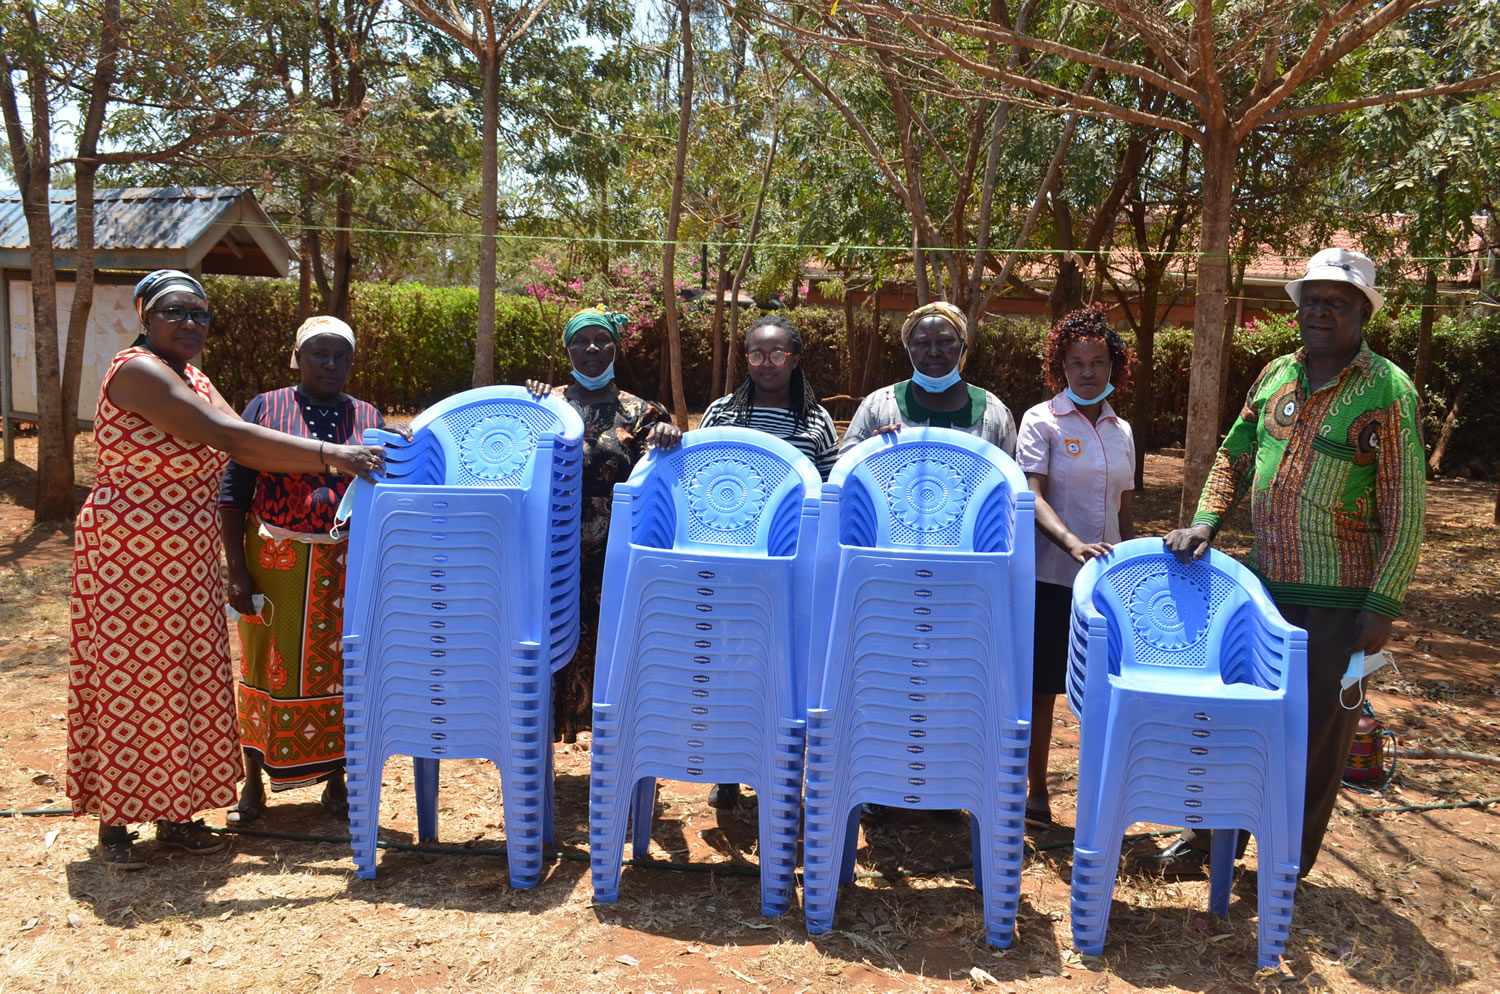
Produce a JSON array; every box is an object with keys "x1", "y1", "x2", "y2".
[{"x1": 1144, "y1": 248, "x2": 1426, "y2": 878}]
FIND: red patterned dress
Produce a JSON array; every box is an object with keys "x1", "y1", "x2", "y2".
[
  {"x1": 67, "y1": 347, "x2": 241, "y2": 824},
  {"x1": 219, "y1": 387, "x2": 383, "y2": 790}
]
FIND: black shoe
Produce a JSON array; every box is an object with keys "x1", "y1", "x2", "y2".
[
  {"x1": 708, "y1": 783, "x2": 740, "y2": 809},
  {"x1": 98, "y1": 826, "x2": 146, "y2": 871},
  {"x1": 155, "y1": 819, "x2": 227, "y2": 855},
  {"x1": 1131, "y1": 837, "x2": 1210, "y2": 879}
]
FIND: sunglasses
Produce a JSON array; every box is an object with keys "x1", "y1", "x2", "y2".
[
  {"x1": 746, "y1": 349, "x2": 791, "y2": 367},
  {"x1": 151, "y1": 306, "x2": 212, "y2": 326}
]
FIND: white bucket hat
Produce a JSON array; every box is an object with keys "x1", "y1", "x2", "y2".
[{"x1": 1285, "y1": 247, "x2": 1384, "y2": 315}]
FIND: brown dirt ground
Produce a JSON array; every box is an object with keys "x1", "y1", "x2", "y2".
[{"x1": 0, "y1": 433, "x2": 1496, "y2": 994}]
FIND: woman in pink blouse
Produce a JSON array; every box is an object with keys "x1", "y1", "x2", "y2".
[{"x1": 1015, "y1": 305, "x2": 1136, "y2": 828}]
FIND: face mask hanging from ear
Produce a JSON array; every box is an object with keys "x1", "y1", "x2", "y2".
[
  {"x1": 1065, "y1": 381, "x2": 1115, "y2": 406},
  {"x1": 570, "y1": 362, "x2": 615, "y2": 390},
  {"x1": 911, "y1": 366, "x2": 963, "y2": 392}
]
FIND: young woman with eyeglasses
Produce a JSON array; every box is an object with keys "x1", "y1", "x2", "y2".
[
  {"x1": 696, "y1": 313, "x2": 839, "y2": 808},
  {"x1": 698, "y1": 314, "x2": 839, "y2": 481}
]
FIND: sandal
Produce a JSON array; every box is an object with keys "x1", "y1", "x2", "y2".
[
  {"x1": 1024, "y1": 804, "x2": 1056, "y2": 829},
  {"x1": 319, "y1": 785, "x2": 350, "y2": 820},
  {"x1": 98, "y1": 826, "x2": 147, "y2": 871},
  {"x1": 155, "y1": 819, "x2": 227, "y2": 854},
  {"x1": 225, "y1": 801, "x2": 263, "y2": 826}
]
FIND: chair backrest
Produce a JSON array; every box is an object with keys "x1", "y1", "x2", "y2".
[
  {"x1": 409, "y1": 385, "x2": 583, "y2": 487},
  {"x1": 1075, "y1": 539, "x2": 1293, "y2": 692},
  {"x1": 827, "y1": 428, "x2": 1032, "y2": 552},
  {"x1": 620, "y1": 426, "x2": 823, "y2": 555}
]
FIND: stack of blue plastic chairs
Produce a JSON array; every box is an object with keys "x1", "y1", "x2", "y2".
[
  {"x1": 588, "y1": 427, "x2": 822, "y2": 916},
  {"x1": 340, "y1": 386, "x2": 583, "y2": 886},
  {"x1": 1067, "y1": 538, "x2": 1308, "y2": 968},
  {"x1": 803, "y1": 428, "x2": 1036, "y2": 948}
]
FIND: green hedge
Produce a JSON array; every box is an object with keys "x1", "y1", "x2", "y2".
[{"x1": 200, "y1": 277, "x2": 1498, "y2": 478}]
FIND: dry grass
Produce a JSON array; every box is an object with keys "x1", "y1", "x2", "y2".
[{"x1": 1, "y1": 447, "x2": 1497, "y2": 993}]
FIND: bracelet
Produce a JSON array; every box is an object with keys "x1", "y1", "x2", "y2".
[{"x1": 319, "y1": 441, "x2": 339, "y2": 475}]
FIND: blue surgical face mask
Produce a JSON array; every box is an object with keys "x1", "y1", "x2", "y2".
[
  {"x1": 910, "y1": 365, "x2": 963, "y2": 393},
  {"x1": 570, "y1": 361, "x2": 615, "y2": 391},
  {"x1": 1065, "y1": 381, "x2": 1114, "y2": 407}
]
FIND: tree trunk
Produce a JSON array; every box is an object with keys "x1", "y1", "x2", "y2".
[
  {"x1": 843, "y1": 292, "x2": 857, "y2": 395},
  {"x1": 22, "y1": 198, "x2": 68, "y2": 521},
  {"x1": 709, "y1": 243, "x2": 728, "y2": 398},
  {"x1": 1415, "y1": 266, "x2": 1437, "y2": 397},
  {"x1": 861, "y1": 291, "x2": 884, "y2": 397},
  {"x1": 659, "y1": 0, "x2": 693, "y2": 427},
  {"x1": 1178, "y1": 132, "x2": 1236, "y2": 526},
  {"x1": 1132, "y1": 283, "x2": 1159, "y2": 493},
  {"x1": 1, "y1": 39, "x2": 73, "y2": 521},
  {"x1": 912, "y1": 226, "x2": 930, "y2": 305},
  {"x1": 1049, "y1": 257, "x2": 1084, "y2": 323},
  {"x1": 1427, "y1": 378, "x2": 1465, "y2": 476},
  {"x1": 472, "y1": 44, "x2": 500, "y2": 387},
  {"x1": 59, "y1": 0, "x2": 119, "y2": 498},
  {"x1": 725, "y1": 122, "x2": 779, "y2": 399},
  {"x1": 329, "y1": 180, "x2": 354, "y2": 320}
]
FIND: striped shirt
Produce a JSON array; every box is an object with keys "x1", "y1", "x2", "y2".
[
  {"x1": 699, "y1": 396, "x2": 841, "y2": 480},
  {"x1": 1192, "y1": 342, "x2": 1425, "y2": 618}
]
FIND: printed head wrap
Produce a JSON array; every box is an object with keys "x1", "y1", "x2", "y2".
[
  {"x1": 899, "y1": 301, "x2": 968, "y2": 347},
  {"x1": 899, "y1": 301, "x2": 969, "y2": 370},
  {"x1": 563, "y1": 306, "x2": 629, "y2": 347},
  {"x1": 133, "y1": 269, "x2": 207, "y2": 320},
  {"x1": 290, "y1": 315, "x2": 356, "y2": 369}
]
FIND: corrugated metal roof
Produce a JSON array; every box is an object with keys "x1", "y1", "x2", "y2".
[{"x1": 0, "y1": 186, "x2": 293, "y2": 276}]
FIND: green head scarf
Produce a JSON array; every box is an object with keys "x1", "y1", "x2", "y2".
[{"x1": 563, "y1": 307, "x2": 630, "y2": 346}]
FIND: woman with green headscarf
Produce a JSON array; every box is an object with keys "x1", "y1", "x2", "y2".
[{"x1": 527, "y1": 307, "x2": 681, "y2": 740}]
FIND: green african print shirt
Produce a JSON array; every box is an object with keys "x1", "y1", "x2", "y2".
[{"x1": 1191, "y1": 341, "x2": 1425, "y2": 619}]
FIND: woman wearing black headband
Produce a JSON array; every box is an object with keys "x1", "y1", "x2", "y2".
[{"x1": 67, "y1": 270, "x2": 387, "y2": 871}]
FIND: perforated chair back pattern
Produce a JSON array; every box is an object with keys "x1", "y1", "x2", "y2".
[
  {"x1": 802, "y1": 428, "x2": 1036, "y2": 948},
  {"x1": 589, "y1": 428, "x2": 822, "y2": 916},
  {"x1": 342, "y1": 387, "x2": 582, "y2": 887},
  {"x1": 1066, "y1": 539, "x2": 1308, "y2": 968}
]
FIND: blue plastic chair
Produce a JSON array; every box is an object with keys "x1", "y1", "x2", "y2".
[
  {"x1": 341, "y1": 386, "x2": 582, "y2": 886},
  {"x1": 1067, "y1": 538, "x2": 1308, "y2": 968},
  {"x1": 802, "y1": 428, "x2": 1036, "y2": 948},
  {"x1": 589, "y1": 427, "x2": 822, "y2": 915}
]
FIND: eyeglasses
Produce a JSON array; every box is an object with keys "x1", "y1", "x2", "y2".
[
  {"x1": 746, "y1": 349, "x2": 790, "y2": 367},
  {"x1": 150, "y1": 306, "x2": 212, "y2": 326}
]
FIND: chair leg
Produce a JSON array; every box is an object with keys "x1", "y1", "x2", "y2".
[
  {"x1": 1258, "y1": 824, "x2": 1299, "y2": 968},
  {"x1": 588, "y1": 705, "x2": 628, "y2": 903},
  {"x1": 757, "y1": 717, "x2": 805, "y2": 917},
  {"x1": 1208, "y1": 828, "x2": 1237, "y2": 918},
  {"x1": 838, "y1": 806, "x2": 860, "y2": 886},
  {"x1": 413, "y1": 757, "x2": 440, "y2": 844},
  {"x1": 1070, "y1": 829, "x2": 1126, "y2": 956},
  {"x1": 803, "y1": 801, "x2": 855, "y2": 935},
  {"x1": 347, "y1": 745, "x2": 382, "y2": 880},
  {"x1": 977, "y1": 802, "x2": 1025, "y2": 949},
  {"x1": 630, "y1": 777, "x2": 656, "y2": 862},
  {"x1": 803, "y1": 708, "x2": 846, "y2": 935}
]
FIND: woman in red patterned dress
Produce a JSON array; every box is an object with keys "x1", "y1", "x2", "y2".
[{"x1": 68, "y1": 270, "x2": 386, "y2": 870}]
